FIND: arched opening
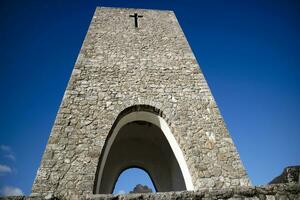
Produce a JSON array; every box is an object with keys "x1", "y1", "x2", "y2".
[
  {"x1": 94, "y1": 105, "x2": 194, "y2": 194},
  {"x1": 113, "y1": 167, "x2": 156, "y2": 194}
]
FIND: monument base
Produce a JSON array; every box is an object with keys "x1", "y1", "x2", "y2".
[{"x1": 2, "y1": 184, "x2": 299, "y2": 200}]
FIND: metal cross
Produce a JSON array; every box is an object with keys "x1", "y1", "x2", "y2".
[{"x1": 129, "y1": 13, "x2": 143, "y2": 28}]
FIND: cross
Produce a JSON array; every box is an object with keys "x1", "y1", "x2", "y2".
[{"x1": 129, "y1": 13, "x2": 143, "y2": 28}]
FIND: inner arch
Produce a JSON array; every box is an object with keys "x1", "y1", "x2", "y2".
[
  {"x1": 94, "y1": 109, "x2": 194, "y2": 194},
  {"x1": 113, "y1": 167, "x2": 156, "y2": 194}
]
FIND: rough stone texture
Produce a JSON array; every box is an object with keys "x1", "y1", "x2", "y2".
[
  {"x1": 270, "y1": 166, "x2": 300, "y2": 184},
  {"x1": 2, "y1": 184, "x2": 300, "y2": 200},
  {"x1": 31, "y1": 7, "x2": 251, "y2": 198},
  {"x1": 87, "y1": 184, "x2": 300, "y2": 200}
]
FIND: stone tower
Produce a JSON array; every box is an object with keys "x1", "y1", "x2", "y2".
[{"x1": 32, "y1": 7, "x2": 251, "y2": 198}]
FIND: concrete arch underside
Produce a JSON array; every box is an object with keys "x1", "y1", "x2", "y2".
[{"x1": 94, "y1": 110, "x2": 194, "y2": 194}]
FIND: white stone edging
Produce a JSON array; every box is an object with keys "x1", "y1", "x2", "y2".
[{"x1": 95, "y1": 111, "x2": 194, "y2": 193}]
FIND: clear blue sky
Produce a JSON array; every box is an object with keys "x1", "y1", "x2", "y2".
[
  {"x1": 0, "y1": 0, "x2": 299, "y2": 196},
  {"x1": 113, "y1": 168, "x2": 156, "y2": 194}
]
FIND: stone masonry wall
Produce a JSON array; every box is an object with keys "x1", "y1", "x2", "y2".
[
  {"x1": 2, "y1": 184, "x2": 300, "y2": 200},
  {"x1": 32, "y1": 7, "x2": 251, "y2": 198}
]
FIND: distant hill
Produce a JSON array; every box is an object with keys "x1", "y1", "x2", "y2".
[
  {"x1": 129, "y1": 184, "x2": 153, "y2": 193},
  {"x1": 269, "y1": 166, "x2": 300, "y2": 184}
]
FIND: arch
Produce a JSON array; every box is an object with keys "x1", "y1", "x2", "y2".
[
  {"x1": 94, "y1": 105, "x2": 194, "y2": 194},
  {"x1": 112, "y1": 166, "x2": 157, "y2": 194}
]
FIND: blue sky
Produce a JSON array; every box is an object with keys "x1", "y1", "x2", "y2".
[
  {"x1": 113, "y1": 168, "x2": 156, "y2": 194},
  {"x1": 0, "y1": 0, "x2": 299, "y2": 196}
]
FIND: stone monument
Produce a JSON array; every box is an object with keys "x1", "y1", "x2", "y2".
[{"x1": 31, "y1": 7, "x2": 251, "y2": 198}]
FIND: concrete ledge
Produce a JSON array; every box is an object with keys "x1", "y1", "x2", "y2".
[{"x1": 1, "y1": 184, "x2": 300, "y2": 200}]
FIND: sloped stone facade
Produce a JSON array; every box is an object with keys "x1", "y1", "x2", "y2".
[{"x1": 32, "y1": 7, "x2": 251, "y2": 198}]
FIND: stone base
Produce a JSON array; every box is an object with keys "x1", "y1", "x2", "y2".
[{"x1": 1, "y1": 184, "x2": 299, "y2": 200}]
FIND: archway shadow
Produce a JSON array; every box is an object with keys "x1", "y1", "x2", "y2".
[{"x1": 93, "y1": 105, "x2": 193, "y2": 194}]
